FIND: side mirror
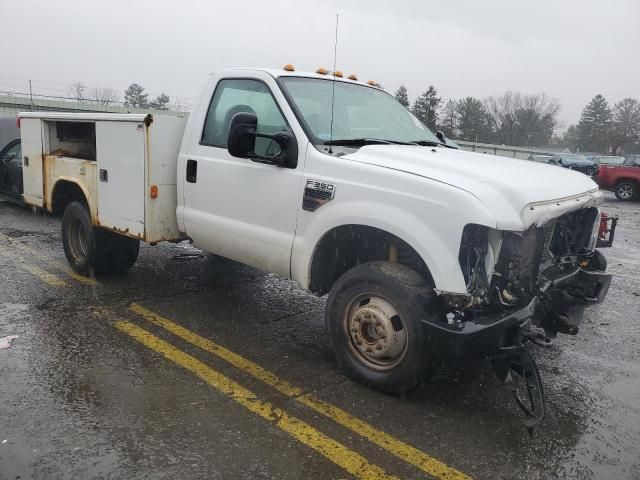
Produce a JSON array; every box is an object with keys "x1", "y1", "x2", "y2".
[
  {"x1": 435, "y1": 130, "x2": 446, "y2": 143},
  {"x1": 227, "y1": 112, "x2": 258, "y2": 159},
  {"x1": 227, "y1": 112, "x2": 298, "y2": 169}
]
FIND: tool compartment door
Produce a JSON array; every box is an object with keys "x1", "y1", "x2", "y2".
[
  {"x1": 20, "y1": 118, "x2": 45, "y2": 207},
  {"x1": 95, "y1": 121, "x2": 145, "y2": 238}
]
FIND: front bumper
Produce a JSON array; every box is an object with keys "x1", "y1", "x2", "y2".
[
  {"x1": 422, "y1": 299, "x2": 537, "y2": 363},
  {"x1": 424, "y1": 267, "x2": 612, "y2": 363}
]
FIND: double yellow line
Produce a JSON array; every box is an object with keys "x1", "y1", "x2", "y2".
[
  {"x1": 0, "y1": 229, "x2": 470, "y2": 479},
  {"x1": 124, "y1": 303, "x2": 470, "y2": 480},
  {"x1": 0, "y1": 231, "x2": 98, "y2": 286}
]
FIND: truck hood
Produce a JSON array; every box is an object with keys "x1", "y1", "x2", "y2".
[{"x1": 344, "y1": 145, "x2": 601, "y2": 229}]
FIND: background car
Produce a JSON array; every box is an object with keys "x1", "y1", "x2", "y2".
[
  {"x1": 549, "y1": 153, "x2": 597, "y2": 176},
  {"x1": 527, "y1": 154, "x2": 554, "y2": 163},
  {"x1": 624, "y1": 154, "x2": 640, "y2": 166},
  {"x1": 593, "y1": 155, "x2": 626, "y2": 166},
  {"x1": 0, "y1": 117, "x2": 22, "y2": 198}
]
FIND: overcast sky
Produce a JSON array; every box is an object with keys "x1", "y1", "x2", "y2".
[{"x1": 1, "y1": 0, "x2": 638, "y2": 130}]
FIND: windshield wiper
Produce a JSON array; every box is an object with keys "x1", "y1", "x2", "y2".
[
  {"x1": 323, "y1": 138, "x2": 413, "y2": 146},
  {"x1": 409, "y1": 140, "x2": 440, "y2": 146},
  {"x1": 409, "y1": 140, "x2": 459, "y2": 149}
]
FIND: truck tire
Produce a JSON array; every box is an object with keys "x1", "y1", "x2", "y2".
[
  {"x1": 62, "y1": 201, "x2": 102, "y2": 276},
  {"x1": 326, "y1": 261, "x2": 436, "y2": 394},
  {"x1": 61, "y1": 201, "x2": 139, "y2": 276},
  {"x1": 106, "y1": 233, "x2": 140, "y2": 272},
  {"x1": 614, "y1": 181, "x2": 638, "y2": 201}
]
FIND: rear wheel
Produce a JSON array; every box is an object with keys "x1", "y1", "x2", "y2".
[
  {"x1": 614, "y1": 181, "x2": 638, "y2": 201},
  {"x1": 326, "y1": 262, "x2": 436, "y2": 394},
  {"x1": 61, "y1": 201, "x2": 139, "y2": 276}
]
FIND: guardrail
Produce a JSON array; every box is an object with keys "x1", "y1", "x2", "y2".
[
  {"x1": 0, "y1": 94, "x2": 184, "y2": 118},
  {"x1": 454, "y1": 139, "x2": 559, "y2": 160}
]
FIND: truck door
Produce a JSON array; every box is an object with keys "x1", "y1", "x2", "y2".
[
  {"x1": 181, "y1": 77, "x2": 301, "y2": 278},
  {"x1": 20, "y1": 118, "x2": 45, "y2": 207}
]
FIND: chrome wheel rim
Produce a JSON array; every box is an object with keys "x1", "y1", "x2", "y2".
[
  {"x1": 618, "y1": 184, "x2": 633, "y2": 200},
  {"x1": 69, "y1": 219, "x2": 88, "y2": 261},
  {"x1": 343, "y1": 294, "x2": 408, "y2": 370}
]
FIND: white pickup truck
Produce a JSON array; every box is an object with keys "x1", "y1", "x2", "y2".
[{"x1": 18, "y1": 66, "x2": 611, "y2": 426}]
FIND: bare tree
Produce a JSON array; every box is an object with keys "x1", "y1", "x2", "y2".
[
  {"x1": 67, "y1": 81, "x2": 87, "y2": 102},
  {"x1": 440, "y1": 99, "x2": 458, "y2": 138},
  {"x1": 90, "y1": 87, "x2": 118, "y2": 106},
  {"x1": 484, "y1": 91, "x2": 521, "y2": 145},
  {"x1": 610, "y1": 98, "x2": 640, "y2": 155},
  {"x1": 485, "y1": 92, "x2": 560, "y2": 146}
]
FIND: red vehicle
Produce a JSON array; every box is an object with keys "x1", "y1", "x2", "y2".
[{"x1": 596, "y1": 156, "x2": 640, "y2": 200}]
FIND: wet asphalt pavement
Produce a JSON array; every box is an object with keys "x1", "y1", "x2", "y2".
[{"x1": 0, "y1": 192, "x2": 639, "y2": 480}]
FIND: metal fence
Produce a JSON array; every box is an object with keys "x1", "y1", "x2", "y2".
[
  {"x1": 454, "y1": 140, "x2": 561, "y2": 160},
  {"x1": 0, "y1": 94, "x2": 186, "y2": 119}
]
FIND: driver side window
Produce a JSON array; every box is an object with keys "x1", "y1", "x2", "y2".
[{"x1": 201, "y1": 79, "x2": 289, "y2": 156}]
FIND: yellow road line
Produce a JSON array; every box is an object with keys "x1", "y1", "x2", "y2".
[
  {"x1": 129, "y1": 303, "x2": 471, "y2": 480},
  {"x1": 114, "y1": 320, "x2": 399, "y2": 480},
  {"x1": 0, "y1": 246, "x2": 67, "y2": 287},
  {"x1": 0, "y1": 231, "x2": 98, "y2": 286}
]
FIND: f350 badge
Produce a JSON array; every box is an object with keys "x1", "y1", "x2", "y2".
[{"x1": 303, "y1": 179, "x2": 336, "y2": 212}]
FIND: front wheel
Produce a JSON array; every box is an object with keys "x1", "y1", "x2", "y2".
[
  {"x1": 326, "y1": 262, "x2": 436, "y2": 394},
  {"x1": 615, "y1": 181, "x2": 638, "y2": 201}
]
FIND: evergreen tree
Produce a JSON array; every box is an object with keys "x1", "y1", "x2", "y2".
[
  {"x1": 123, "y1": 83, "x2": 149, "y2": 108},
  {"x1": 563, "y1": 124, "x2": 579, "y2": 150},
  {"x1": 456, "y1": 97, "x2": 492, "y2": 142},
  {"x1": 394, "y1": 85, "x2": 410, "y2": 108},
  {"x1": 411, "y1": 86, "x2": 441, "y2": 131},
  {"x1": 150, "y1": 93, "x2": 170, "y2": 110},
  {"x1": 577, "y1": 94, "x2": 612, "y2": 153}
]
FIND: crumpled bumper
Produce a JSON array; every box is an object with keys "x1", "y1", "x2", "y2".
[{"x1": 423, "y1": 267, "x2": 612, "y2": 363}]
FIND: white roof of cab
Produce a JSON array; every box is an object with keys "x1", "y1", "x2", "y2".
[{"x1": 210, "y1": 67, "x2": 380, "y2": 89}]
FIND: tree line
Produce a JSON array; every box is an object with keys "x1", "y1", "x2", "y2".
[
  {"x1": 394, "y1": 85, "x2": 640, "y2": 154},
  {"x1": 66, "y1": 81, "x2": 171, "y2": 110}
]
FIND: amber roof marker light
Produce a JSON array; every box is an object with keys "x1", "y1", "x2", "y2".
[
  {"x1": 316, "y1": 67, "x2": 329, "y2": 75},
  {"x1": 283, "y1": 64, "x2": 295, "y2": 71},
  {"x1": 347, "y1": 74, "x2": 358, "y2": 81}
]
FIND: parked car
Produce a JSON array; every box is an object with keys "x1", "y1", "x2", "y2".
[
  {"x1": 596, "y1": 160, "x2": 640, "y2": 200},
  {"x1": 549, "y1": 153, "x2": 597, "y2": 176},
  {"x1": 0, "y1": 117, "x2": 22, "y2": 198},
  {"x1": 527, "y1": 154, "x2": 554, "y2": 163},
  {"x1": 593, "y1": 155, "x2": 625, "y2": 166}
]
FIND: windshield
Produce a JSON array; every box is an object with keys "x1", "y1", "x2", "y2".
[{"x1": 279, "y1": 77, "x2": 441, "y2": 146}]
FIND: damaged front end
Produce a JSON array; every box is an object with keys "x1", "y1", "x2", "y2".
[{"x1": 424, "y1": 206, "x2": 612, "y2": 430}]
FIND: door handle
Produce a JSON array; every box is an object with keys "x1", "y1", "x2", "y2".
[{"x1": 186, "y1": 160, "x2": 197, "y2": 183}]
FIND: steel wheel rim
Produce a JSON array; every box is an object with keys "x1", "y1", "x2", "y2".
[
  {"x1": 343, "y1": 294, "x2": 408, "y2": 371},
  {"x1": 618, "y1": 184, "x2": 633, "y2": 199},
  {"x1": 69, "y1": 219, "x2": 88, "y2": 261}
]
